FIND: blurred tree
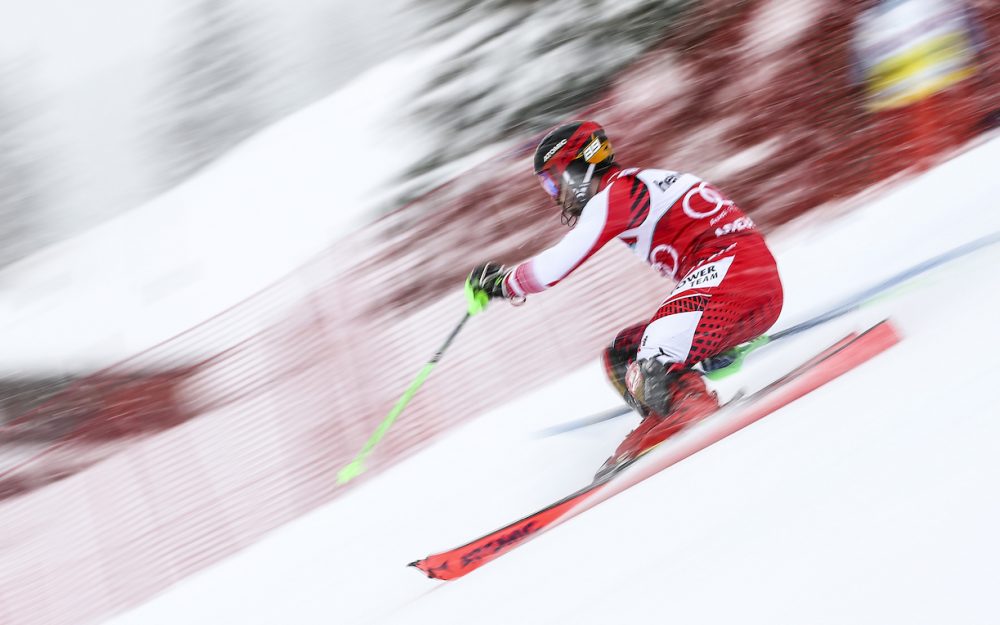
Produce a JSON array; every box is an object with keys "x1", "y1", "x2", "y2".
[
  {"x1": 0, "y1": 62, "x2": 48, "y2": 269},
  {"x1": 153, "y1": 0, "x2": 276, "y2": 190},
  {"x1": 403, "y1": 0, "x2": 693, "y2": 194}
]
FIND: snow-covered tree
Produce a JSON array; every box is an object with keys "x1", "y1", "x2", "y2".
[
  {"x1": 153, "y1": 0, "x2": 275, "y2": 189},
  {"x1": 405, "y1": 0, "x2": 693, "y2": 185},
  {"x1": 0, "y1": 63, "x2": 47, "y2": 269}
]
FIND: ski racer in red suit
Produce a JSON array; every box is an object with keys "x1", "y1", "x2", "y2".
[{"x1": 467, "y1": 121, "x2": 784, "y2": 472}]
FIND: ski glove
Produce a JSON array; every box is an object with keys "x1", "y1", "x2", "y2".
[{"x1": 465, "y1": 262, "x2": 511, "y2": 315}]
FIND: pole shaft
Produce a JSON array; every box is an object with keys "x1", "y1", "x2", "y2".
[{"x1": 338, "y1": 313, "x2": 471, "y2": 483}]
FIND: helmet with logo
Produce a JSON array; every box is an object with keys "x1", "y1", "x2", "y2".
[{"x1": 533, "y1": 121, "x2": 615, "y2": 226}]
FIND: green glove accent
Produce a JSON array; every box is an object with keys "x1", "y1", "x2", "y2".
[{"x1": 465, "y1": 278, "x2": 490, "y2": 316}]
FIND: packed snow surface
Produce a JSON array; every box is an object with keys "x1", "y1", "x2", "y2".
[{"x1": 100, "y1": 135, "x2": 1000, "y2": 624}]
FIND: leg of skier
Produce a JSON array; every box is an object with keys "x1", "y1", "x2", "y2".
[
  {"x1": 599, "y1": 238, "x2": 784, "y2": 474},
  {"x1": 601, "y1": 322, "x2": 646, "y2": 408}
]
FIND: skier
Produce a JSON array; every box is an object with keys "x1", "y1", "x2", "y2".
[{"x1": 466, "y1": 121, "x2": 784, "y2": 473}]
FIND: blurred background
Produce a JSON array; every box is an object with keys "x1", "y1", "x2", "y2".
[
  {"x1": 0, "y1": 0, "x2": 422, "y2": 267},
  {"x1": 0, "y1": 0, "x2": 997, "y2": 624}
]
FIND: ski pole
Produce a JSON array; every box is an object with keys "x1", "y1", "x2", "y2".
[
  {"x1": 546, "y1": 232, "x2": 1000, "y2": 433},
  {"x1": 337, "y1": 312, "x2": 471, "y2": 484},
  {"x1": 534, "y1": 406, "x2": 633, "y2": 437},
  {"x1": 704, "y1": 282, "x2": 916, "y2": 380},
  {"x1": 706, "y1": 231, "x2": 1000, "y2": 379}
]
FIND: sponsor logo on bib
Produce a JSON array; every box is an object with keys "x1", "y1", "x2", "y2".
[
  {"x1": 682, "y1": 182, "x2": 732, "y2": 219},
  {"x1": 672, "y1": 256, "x2": 735, "y2": 294},
  {"x1": 649, "y1": 244, "x2": 680, "y2": 279}
]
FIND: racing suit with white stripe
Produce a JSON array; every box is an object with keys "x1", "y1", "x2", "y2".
[{"x1": 503, "y1": 166, "x2": 783, "y2": 369}]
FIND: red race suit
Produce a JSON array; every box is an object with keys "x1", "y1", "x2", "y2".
[{"x1": 503, "y1": 167, "x2": 784, "y2": 366}]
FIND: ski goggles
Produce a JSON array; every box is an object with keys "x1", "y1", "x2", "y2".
[{"x1": 537, "y1": 170, "x2": 560, "y2": 199}]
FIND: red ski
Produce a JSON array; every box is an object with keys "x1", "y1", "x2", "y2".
[{"x1": 410, "y1": 320, "x2": 901, "y2": 580}]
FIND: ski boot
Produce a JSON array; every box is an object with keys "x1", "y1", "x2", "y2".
[{"x1": 595, "y1": 361, "x2": 719, "y2": 479}]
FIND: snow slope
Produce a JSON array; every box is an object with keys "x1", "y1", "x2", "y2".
[
  {"x1": 100, "y1": 135, "x2": 1000, "y2": 624},
  {"x1": 0, "y1": 32, "x2": 479, "y2": 373}
]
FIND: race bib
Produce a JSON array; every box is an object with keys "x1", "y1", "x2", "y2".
[{"x1": 672, "y1": 256, "x2": 734, "y2": 294}]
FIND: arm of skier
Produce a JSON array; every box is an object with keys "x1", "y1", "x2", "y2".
[{"x1": 503, "y1": 188, "x2": 626, "y2": 298}]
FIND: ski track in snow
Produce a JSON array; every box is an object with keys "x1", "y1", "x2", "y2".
[{"x1": 98, "y1": 134, "x2": 1000, "y2": 625}]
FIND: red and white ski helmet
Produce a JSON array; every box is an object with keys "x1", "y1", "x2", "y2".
[{"x1": 533, "y1": 121, "x2": 615, "y2": 225}]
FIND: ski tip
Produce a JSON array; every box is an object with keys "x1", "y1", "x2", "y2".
[{"x1": 408, "y1": 559, "x2": 441, "y2": 579}]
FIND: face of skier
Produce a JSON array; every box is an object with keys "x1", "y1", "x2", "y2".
[
  {"x1": 538, "y1": 170, "x2": 599, "y2": 228},
  {"x1": 534, "y1": 122, "x2": 614, "y2": 225}
]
